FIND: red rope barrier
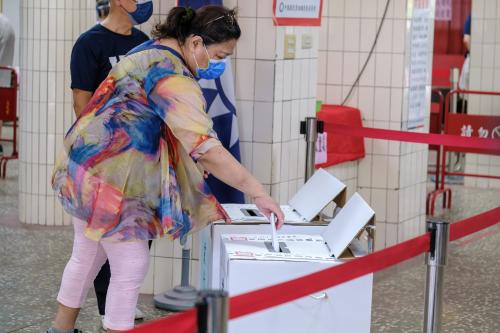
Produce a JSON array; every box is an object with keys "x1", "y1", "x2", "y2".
[
  {"x1": 126, "y1": 308, "x2": 196, "y2": 333},
  {"x1": 450, "y1": 206, "x2": 500, "y2": 242},
  {"x1": 328, "y1": 124, "x2": 500, "y2": 152},
  {"x1": 229, "y1": 233, "x2": 430, "y2": 319}
]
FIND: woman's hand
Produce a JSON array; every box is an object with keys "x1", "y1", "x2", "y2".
[
  {"x1": 198, "y1": 145, "x2": 284, "y2": 228},
  {"x1": 253, "y1": 194, "x2": 285, "y2": 229}
]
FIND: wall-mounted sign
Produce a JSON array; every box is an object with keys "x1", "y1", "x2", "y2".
[
  {"x1": 273, "y1": 0, "x2": 323, "y2": 26},
  {"x1": 407, "y1": 1, "x2": 434, "y2": 129}
]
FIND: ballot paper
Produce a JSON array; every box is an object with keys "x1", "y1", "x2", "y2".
[{"x1": 270, "y1": 213, "x2": 279, "y2": 252}]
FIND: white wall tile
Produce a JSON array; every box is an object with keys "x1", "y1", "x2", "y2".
[
  {"x1": 371, "y1": 188, "x2": 387, "y2": 221},
  {"x1": 153, "y1": 258, "x2": 173, "y2": 294},
  {"x1": 253, "y1": 102, "x2": 273, "y2": 142},
  {"x1": 252, "y1": 143, "x2": 272, "y2": 184},
  {"x1": 328, "y1": 17, "x2": 344, "y2": 51},
  {"x1": 343, "y1": 52, "x2": 359, "y2": 85},
  {"x1": 343, "y1": 19, "x2": 360, "y2": 52},
  {"x1": 235, "y1": 59, "x2": 255, "y2": 100},
  {"x1": 237, "y1": 101, "x2": 254, "y2": 142},
  {"x1": 237, "y1": 18, "x2": 257, "y2": 59},
  {"x1": 327, "y1": 52, "x2": 344, "y2": 83},
  {"x1": 371, "y1": 155, "x2": 388, "y2": 188},
  {"x1": 374, "y1": 87, "x2": 391, "y2": 121}
]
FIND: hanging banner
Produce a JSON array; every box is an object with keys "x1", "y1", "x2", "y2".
[{"x1": 273, "y1": 0, "x2": 323, "y2": 26}]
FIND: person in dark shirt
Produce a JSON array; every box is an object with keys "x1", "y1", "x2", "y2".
[
  {"x1": 71, "y1": 0, "x2": 150, "y2": 117},
  {"x1": 65, "y1": 1, "x2": 150, "y2": 331}
]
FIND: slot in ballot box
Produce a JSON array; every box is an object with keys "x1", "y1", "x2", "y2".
[
  {"x1": 220, "y1": 193, "x2": 375, "y2": 333},
  {"x1": 199, "y1": 169, "x2": 347, "y2": 289}
]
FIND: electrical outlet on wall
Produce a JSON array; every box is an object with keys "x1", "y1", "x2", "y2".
[
  {"x1": 302, "y1": 33, "x2": 313, "y2": 49},
  {"x1": 284, "y1": 34, "x2": 296, "y2": 59}
]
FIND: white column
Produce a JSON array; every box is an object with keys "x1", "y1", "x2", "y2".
[
  {"x1": 18, "y1": 0, "x2": 95, "y2": 225},
  {"x1": 464, "y1": 0, "x2": 500, "y2": 189},
  {"x1": 318, "y1": 0, "x2": 436, "y2": 249},
  {"x1": 143, "y1": 0, "x2": 321, "y2": 293}
]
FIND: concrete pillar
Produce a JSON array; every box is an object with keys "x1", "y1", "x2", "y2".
[
  {"x1": 464, "y1": 0, "x2": 500, "y2": 189},
  {"x1": 318, "y1": 0, "x2": 436, "y2": 249},
  {"x1": 18, "y1": 0, "x2": 96, "y2": 225}
]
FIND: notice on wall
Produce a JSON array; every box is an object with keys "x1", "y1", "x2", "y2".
[
  {"x1": 435, "y1": 0, "x2": 452, "y2": 21},
  {"x1": 273, "y1": 0, "x2": 323, "y2": 26},
  {"x1": 407, "y1": 5, "x2": 433, "y2": 129}
]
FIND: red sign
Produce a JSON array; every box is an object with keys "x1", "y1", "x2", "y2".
[
  {"x1": 273, "y1": 0, "x2": 323, "y2": 26},
  {"x1": 446, "y1": 113, "x2": 500, "y2": 154}
]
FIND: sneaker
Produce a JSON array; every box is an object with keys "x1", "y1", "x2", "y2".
[
  {"x1": 101, "y1": 315, "x2": 108, "y2": 331},
  {"x1": 135, "y1": 307, "x2": 145, "y2": 320}
]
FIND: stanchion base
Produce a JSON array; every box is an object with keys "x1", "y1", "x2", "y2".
[{"x1": 154, "y1": 285, "x2": 198, "y2": 312}]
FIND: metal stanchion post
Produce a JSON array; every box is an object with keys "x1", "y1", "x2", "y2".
[
  {"x1": 423, "y1": 218, "x2": 450, "y2": 333},
  {"x1": 154, "y1": 235, "x2": 198, "y2": 311},
  {"x1": 197, "y1": 290, "x2": 229, "y2": 333},
  {"x1": 300, "y1": 117, "x2": 324, "y2": 182}
]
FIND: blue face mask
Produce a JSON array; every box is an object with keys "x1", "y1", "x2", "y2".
[
  {"x1": 193, "y1": 45, "x2": 227, "y2": 80},
  {"x1": 127, "y1": 0, "x2": 153, "y2": 25}
]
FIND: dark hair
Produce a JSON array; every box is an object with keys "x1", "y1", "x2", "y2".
[
  {"x1": 151, "y1": 5, "x2": 241, "y2": 45},
  {"x1": 96, "y1": 0, "x2": 110, "y2": 19}
]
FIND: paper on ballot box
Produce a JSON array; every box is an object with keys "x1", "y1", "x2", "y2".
[
  {"x1": 222, "y1": 168, "x2": 346, "y2": 223},
  {"x1": 199, "y1": 223, "x2": 328, "y2": 289}
]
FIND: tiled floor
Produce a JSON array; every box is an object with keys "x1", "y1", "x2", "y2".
[{"x1": 1, "y1": 154, "x2": 499, "y2": 332}]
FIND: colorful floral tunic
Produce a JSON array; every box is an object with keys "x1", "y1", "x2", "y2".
[{"x1": 52, "y1": 41, "x2": 228, "y2": 241}]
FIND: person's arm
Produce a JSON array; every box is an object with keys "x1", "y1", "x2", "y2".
[
  {"x1": 149, "y1": 75, "x2": 285, "y2": 227},
  {"x1": 70, "y1": 36, "x2": 98, "y2": 117},
  {"x1": 197, "y1": 145, "x2": 284, "y2": 226},
  {"x1": 463, "y1": 15, "x2": 471, "y2": 52},
  {"x1": 72, "y1": 89, "x2": 93, "y2": 117},
  {"x1": 463, "y1": 34, "x2": 471, "y2": 52}
]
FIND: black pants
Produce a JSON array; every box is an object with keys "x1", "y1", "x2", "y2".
[{"x1": 94, "y1": 240, "x2": 153, "y2": 315}]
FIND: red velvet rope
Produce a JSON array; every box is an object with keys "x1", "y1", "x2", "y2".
[
  {"x1": 128, "y1": 207, "x2": 500, "y2": 333},
  {"x1": 329, "y1": 124, "x2": 500, "y2": 152},
  {"x1": 126, "y1": 308, "x2": 196, "y2": 333},
  {"x1": 450, "y1": 206, "x2": 500, "y2": 241}
]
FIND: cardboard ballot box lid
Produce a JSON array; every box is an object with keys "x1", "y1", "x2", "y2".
[
  {"x1": 221, "y1": 192, "x2": 375, "y2": 261},
  {"x1": 222, "y1": 168, "x2": 346, "y2": 223},
  {"x1": 288, "y1": 168, "x2": 346, "y2": 222},
  {"x1": 322, "y1": 192, "x2": 375, "y2": 258}
]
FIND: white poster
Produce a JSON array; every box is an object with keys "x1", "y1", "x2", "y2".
[
  {"x1": 315, "y1": 132, "x2": 327, "y2": 165},
  {"x1": 407, "y1": 5, "x2": 433, "y2": 129}
]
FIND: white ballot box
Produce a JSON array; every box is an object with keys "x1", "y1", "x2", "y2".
[
  {"x1": 220, "y1": 193, "x2": 376, "y2": 333},
  {"x1": 222, "y1": 168, "x2": 347, "y2": 223},
  {"x1": 200, "y1": 169, "x2": 348, "y2": 289}
]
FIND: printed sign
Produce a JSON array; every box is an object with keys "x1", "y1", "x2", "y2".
[
  {"x1": 273, "y1": 0, "x2": 323, "y2": 26},
  {"x1": 446, "y1": 113, "x2": 500, "y2": 154},
  {"x1": 407, "y1": 3, "x2": 434, "y2": 129},
  {"x1": 315, "y1": 132, "x2": 327, "y2": 164}
]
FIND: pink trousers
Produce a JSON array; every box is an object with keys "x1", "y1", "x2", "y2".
[{"x1": 57, "y1": 218, "x2": 150, "y2": 331}]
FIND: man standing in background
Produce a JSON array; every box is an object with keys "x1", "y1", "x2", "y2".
[
  {"x1": 69, "y1": 0, "x2": 151, "y2": 330},
  {"x1": 0, "y1": 11, "x2": 15, "y2": 157}
]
